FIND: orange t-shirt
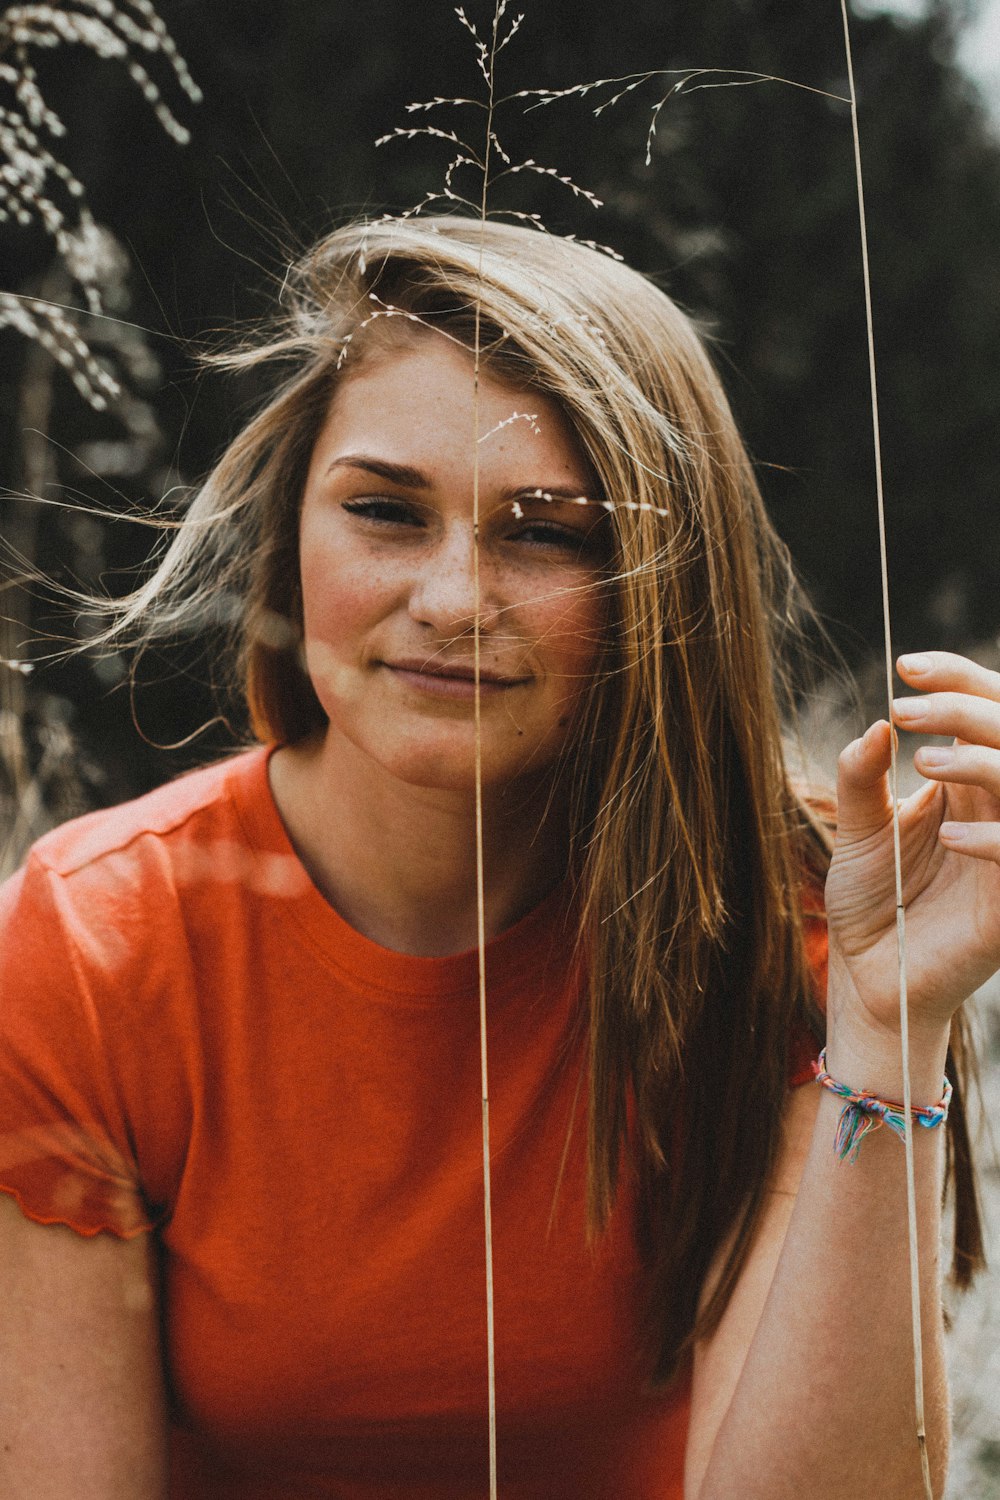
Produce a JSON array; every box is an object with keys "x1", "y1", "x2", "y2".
[{"x1": 0, "y1": 747, "x2": 825, "y2": 1499}]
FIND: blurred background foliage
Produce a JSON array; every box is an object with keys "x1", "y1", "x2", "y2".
[{"x1": 1, "y1": 0, "x2": 999, "y2": 830}]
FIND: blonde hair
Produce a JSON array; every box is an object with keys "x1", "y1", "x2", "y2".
[{"x1": 89, "y1": 215, "x2": 982, "y2": 1379}]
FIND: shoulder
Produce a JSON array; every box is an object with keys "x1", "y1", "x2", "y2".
[
  {"x1": 22, "y1": 747, "x2": 270, "y2": 881},
  {"x1": 0, "y1": 757, "x2": 282, "y2": 1243},
  {"x1": 0, "y1": 747, "x2": 280, "y2": 975}
]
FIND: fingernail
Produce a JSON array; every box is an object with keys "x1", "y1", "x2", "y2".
[
  {"x1": 919, "y1": 747, "x2": 953, "y2": 768},
  {"x1": 940, "y1": 822, "x2": 967, "y2": 842},
  {"x1": 892, "y1": 697, "x2": 924, "y2": 722},
  {"x1": 899, "y1": 653, "x2": 931, "y2": 674}
]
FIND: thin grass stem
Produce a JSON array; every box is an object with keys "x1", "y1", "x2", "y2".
[
  {"x1": 472, "y1": 7, "x2": 502, "y2": 1495},
  {"x1": 840, "y1": 6, "x2": 932, "y2": 1495}
]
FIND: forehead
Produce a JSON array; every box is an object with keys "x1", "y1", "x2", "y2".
[{"x1": 312, "y1": 333, "x2": 592, "y2": 485}]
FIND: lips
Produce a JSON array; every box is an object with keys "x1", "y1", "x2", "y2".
[{"x1": 381, "y1": 657, "x2": 529, "y2": 698}]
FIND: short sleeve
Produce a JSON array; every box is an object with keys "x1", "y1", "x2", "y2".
[{"x1": 0, "y1": 854, "x2": 164, "y2": 1239}]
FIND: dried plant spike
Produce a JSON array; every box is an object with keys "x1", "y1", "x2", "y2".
[
  {"x1": 454, "y1": 5, "x2": 481, "y2": 44},
  {"x1": 488, "y1": 130, "x2": 511, "y2": 166},
  {"x1": 477, "y1": 410, "x2": 540, "y2": 444},
  {"x1": 495, "y1": 11, "x2": 523, "y2": 52},
  {"x1": 376, "y1": 125, "x2": 473, "y2": 153},
  {"x1": 0, "y1": 292, "x2": 120, "y2": 406},
  {"x1": 518, "y1": 486, "x2": 669, "y2": 520},
  {"x1": 405, "y1": 96, "x2": 486, "y2": 113},
  {"x1": 335, "y1": 294, "x2": 470, "y2": 369},
  {"x1": 376, "y1": 1, "x2": 606, "y2": 236},
  {"x1": 522, "y1": 65, "x2": 851, "y2": 167},
  {"x1": 560, "y1": 233, "x2": 624, "y2": 261},
  {"x1": 500, "y1": 158, "x2": 603, "y2": 207}
]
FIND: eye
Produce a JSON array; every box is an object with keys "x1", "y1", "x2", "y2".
[
  {"x1": 502, "y1": 503, "x2": 611, "y2": 560},
  {"x1": 513, "y1": 520, "x2": 591, "y2": 551},
  {"x1": 341, "y1": 496, "x2": 426, "y2": 527}
]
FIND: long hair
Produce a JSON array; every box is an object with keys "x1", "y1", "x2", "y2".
[{"x1": 84, "y1": 215, "x2": 983, "y2": 1379}]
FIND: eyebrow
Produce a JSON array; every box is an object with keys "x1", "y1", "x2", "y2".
[
  {"x1": 327, "y1": 455, "x2": 431, "y2": 489},
  {"x1": 327, "y1": 454, "x2": 594, "y2": 505}
]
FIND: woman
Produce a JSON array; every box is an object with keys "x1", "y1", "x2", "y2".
[{"x1": 0, "y1": 217, "x2": 991, "y2": 1499}]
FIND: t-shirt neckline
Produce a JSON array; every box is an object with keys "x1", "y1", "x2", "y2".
[{"x1": 226, "y1": 744, "x2": 575, "y2": 1001}]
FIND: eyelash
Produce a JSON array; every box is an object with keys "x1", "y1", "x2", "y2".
[
  {"x1": 512, "y1": 520, "x2": 589, "y2": 551},
  {"x1": 341, "y1": 496, "x2": 422, "y2": 526}
]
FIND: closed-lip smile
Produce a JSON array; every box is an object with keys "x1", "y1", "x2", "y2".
[{"x1": 381, "y1": 657, "x2": 529, "y2": 697}]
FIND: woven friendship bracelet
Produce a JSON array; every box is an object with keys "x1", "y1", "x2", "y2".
[{"x1": 812, "y1": 1047, "x2": 953, "y2": 1164}]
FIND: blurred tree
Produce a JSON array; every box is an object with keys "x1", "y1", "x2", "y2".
[{"x1": 0, "y1": 0, "x2": 199, "y2": 869}]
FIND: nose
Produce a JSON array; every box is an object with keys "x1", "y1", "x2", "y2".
[{"x1": 407, "y1": 520, "x2": 499, "y2": 636}]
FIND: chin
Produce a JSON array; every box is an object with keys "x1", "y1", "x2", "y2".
[
  {"x1": 324, "y1": 708, "x2": 564, "y2": 796},
  {"x1": 394, "y1": 765, "x2": 481, "y2": 794},
  {"x1": 345, "y1": 729, "x2": 481, "y2": 793},
  {"x1": 371, "y1": 738, "x2": 554, "y2": 796}
]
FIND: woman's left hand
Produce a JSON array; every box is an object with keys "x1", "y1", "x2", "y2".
[{"x1": 825, "y1": 649, "x2": 1000, "y2": 1040}]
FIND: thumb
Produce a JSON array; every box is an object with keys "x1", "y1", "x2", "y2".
[{"x1": 836, "y1": 719, "x2": 895, "y2": 840}]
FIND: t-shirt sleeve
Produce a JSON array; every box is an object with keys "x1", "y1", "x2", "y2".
[{"x1": 0, "y1": 852, "x2": 166, "y2": 1239}]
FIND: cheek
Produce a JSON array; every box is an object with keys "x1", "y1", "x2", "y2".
[
  {"x1": 299, "y1": 525, "x2": 391, "y2": 643},
  {"x1": 530, "y1": 585, "x2": 606, "y2": 691},
  {"x1": 298, "y1": 533, "x2": 397, "y2": 708}
]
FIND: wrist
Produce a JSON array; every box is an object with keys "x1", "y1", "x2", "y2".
[
  {"x1": 824, "y1": 998, "x2": 951, "y2": 1106},
  {"x1": 824, "y1": 942, "x2": 953, "y2": 1103}
]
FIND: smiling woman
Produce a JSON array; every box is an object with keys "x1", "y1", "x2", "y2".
[
  {"x1": 0, "y1": 215, "x2": 990, "y2": 1500},
  {"x1": 272, "y1": 334, "x2": 611, "y2": 954},
  {"x1": 296, "y1": 339, "x2": 605, "y2": 791}
]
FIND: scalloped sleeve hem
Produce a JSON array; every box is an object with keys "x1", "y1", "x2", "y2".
[
  {"x1": 0, "y1": 1122, "x2": 166, "y2": 1240},
  {"x1": 0, "y1": 1179, "x2": 158, "y2": 1240}
]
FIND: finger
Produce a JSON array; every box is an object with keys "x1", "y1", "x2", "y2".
[
  {"x1": 836, "y1": 719, "x2": 893, "y2": 836},
  {"x1": 897, "y1": 650, "x2": 1000, "y2": 700},
  {"x1": 939, "y1": 821, "x2": 1000, "y2": 860},
  {"x1": 891, "y1": 690, "x2": 1000, "y2": 750},
  {"x1": 913, "y1": 742, "x2": 1000, "y2": 800}
]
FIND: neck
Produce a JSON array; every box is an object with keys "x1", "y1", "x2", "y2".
[{"x1": 268, "y1": 729, "x2": 570, "y2": 956}]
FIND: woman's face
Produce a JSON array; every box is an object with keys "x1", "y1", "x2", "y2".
[{"x1": 297, "y1": 333, "x2": 609, "y2": 794}]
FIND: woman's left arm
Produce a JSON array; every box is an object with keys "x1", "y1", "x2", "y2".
[{"x1": 685, "y1": 650, "x2": 1000, "y2": 1500}]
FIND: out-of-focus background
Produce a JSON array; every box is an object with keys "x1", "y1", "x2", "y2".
[{"x1": 1, "y1": 1, "x2": 997, "y2": 1490}]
